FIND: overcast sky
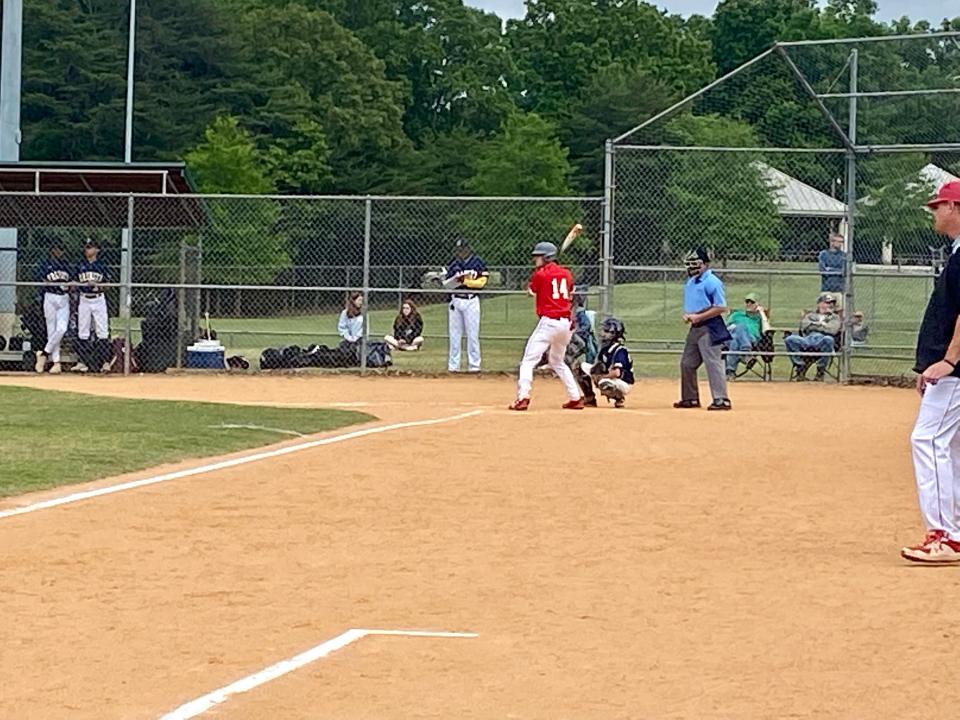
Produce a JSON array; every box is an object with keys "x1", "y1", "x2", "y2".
[{"x1": 468, "y1": 0, "x2": 957, "y2": 23}]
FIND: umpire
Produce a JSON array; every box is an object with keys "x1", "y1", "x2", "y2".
[
  {"x1": 674, "y1": 248, "x2": 732, "y2": 411},
  {"x1": 901, "y1": 181, "x2": 960, "y2": 563}
]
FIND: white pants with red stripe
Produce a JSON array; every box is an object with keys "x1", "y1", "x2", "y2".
[
  {"x1": 912, "y1": 376, "x2": 960, "y2": 541},
  {"x1": 517, "y1": 316, "x2": 581, "y2": 401}
]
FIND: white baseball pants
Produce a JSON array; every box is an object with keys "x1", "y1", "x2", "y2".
[
  {"x1": 78, "y1": 294, "x2": 108, "y2": 340},
  {"x1": 42, "y1": 292, "x2": 70, "y2": 362},
  {"x1": 911, "y1": 376, "x2": 960, "y2": 541},
  {"x1": 517, "y1": 316, "x2": 581, "y2": 401},
  {"x1": 449, "y1": 296, "x2": 481, "y2": 371},
  {"x1": 580, "y1": 363, "x2": 633, "y2": 396}
]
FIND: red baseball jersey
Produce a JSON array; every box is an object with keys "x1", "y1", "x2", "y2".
[{"x1": 528, "y1": 263, "x2": 575, "y2": 319}]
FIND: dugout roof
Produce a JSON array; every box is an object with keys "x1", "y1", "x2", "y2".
[{"x1": 0, "y1": 162, "x2": 203, "y2": 228}]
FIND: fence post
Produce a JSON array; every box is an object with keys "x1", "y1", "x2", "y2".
[
  {"x1": 360, "y1": 196, "x2": 372, "y2": 373},
  {"x1": 121, "y1": 195, "x2": 134, "y2": 375},
  {"x1": 841, "y1": 49, "x2": 858, "y2": 384},
  {"x1": 601, "y1": 139, "x2": 615, "y2": 318},
  {"x1": 176, "y1": 243, "x2": 185, "y2": 368}
]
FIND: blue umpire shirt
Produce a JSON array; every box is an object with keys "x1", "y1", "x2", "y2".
[{"x1": 683, "y1": 269, "x2": 726, "y2": 313}]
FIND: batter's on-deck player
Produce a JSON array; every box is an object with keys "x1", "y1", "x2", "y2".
[
  {"x1": 443, "y1": 239, "x2": 488, "y2": 372},
  {"x1": 509, "y1": 241, "x2": 584, "y2": 411},
  {"x1": 901, "y1": 180, "x2": 960, "y2": 563},
  {"x1": 72, "y1": 238, "x2": 109, "y2": 373},
  {"x1": 35, "y1": 239, "x2": 72, "y2": 374}
]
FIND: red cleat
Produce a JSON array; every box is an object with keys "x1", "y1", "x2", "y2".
[
  {"x1": 901, "y1": 530, "x2": 960, "y2": 563},
  {"x1": 562, "y1": 398, "x2": 585, "y2": 410},
  {"x1": 509, "y1": 398, "x2": 530, "y2": 411}
]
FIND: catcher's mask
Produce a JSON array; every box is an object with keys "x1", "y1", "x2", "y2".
[
  {"x1": 684, "y1": 248, "x2": 708, "y2": 277},
  {"x1": 600, "y1": 317, "x2": 625, "y2": 344}
]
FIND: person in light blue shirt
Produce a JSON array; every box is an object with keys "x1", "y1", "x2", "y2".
[
  {"x1": 338, "y1": 291, "x2": 364, "y2": 344},
  {"x1": 674, "y1": 248, "x2": 732, "y2": 411}
]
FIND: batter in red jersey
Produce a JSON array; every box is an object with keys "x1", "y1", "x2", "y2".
[{"x1": 509, "y1": 241, "x2": 585, "y2": 411}]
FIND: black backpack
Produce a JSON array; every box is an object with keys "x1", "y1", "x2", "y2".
[{"x1": 259, "y1": 347, "x2": 284, "y2": 370}]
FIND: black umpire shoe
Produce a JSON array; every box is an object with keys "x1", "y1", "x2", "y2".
[{"x1": 707, "y1": 399, "x2": 732, "y2": 411}]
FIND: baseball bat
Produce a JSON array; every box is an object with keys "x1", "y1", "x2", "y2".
[{"x1": 560, "y1": 223, "x2": 583, "y2": 254}]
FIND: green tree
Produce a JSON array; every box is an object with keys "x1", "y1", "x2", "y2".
[
  {"x1": 711, "y1": 0, "x2": 823, "y2": 74},
  {"x1": 558, "y1": 63, "x2": 676, "y2": 193},
  {"x1": 506, "y1": 0, "x2": 715, "y2": 119},
  {"x1": 185, "y1": 117, "x2": 275, "y2": 194},
  {"x1": 465, "y1": 113, "x2": 573, "y2": 197},
  {"x1": 662, "y1": 115, "x2": 784, "y2": 261},
  {"x1": 184, "y1": 117, "x2": 287, "y2": 285},
  {"x1": 235, "y1": 3, "x2": 411, "y2": 192},
  {"x1": 22, "y1": 0, "x2": 247, "y2": 162},
  {"x1": 462, "y1": 114, "x2": 578, "y2": 266},
  {"x1": 399, "y1": 129, "x2": 486, "y2": 195},
  {"x1": 856, "y1": 154, "x2": 940, "y2": 262}
]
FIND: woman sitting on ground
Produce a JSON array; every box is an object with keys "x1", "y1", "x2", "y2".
[
  {"x1": 385, "y1": 298, "x2": 424, "y2": 352},
  {"x1": 338, "y1": 291, "x2": 364, "y2": 346}
]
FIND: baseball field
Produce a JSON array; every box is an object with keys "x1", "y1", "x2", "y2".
[{"x1": 0, "y1": 372, "x2": 956, "y2": 719}]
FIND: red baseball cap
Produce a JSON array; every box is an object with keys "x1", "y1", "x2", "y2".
[{"x1": 928, "y1": 181, "x2": 960, "y2": 208}]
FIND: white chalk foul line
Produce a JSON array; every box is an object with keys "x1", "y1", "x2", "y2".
[
  {"x1": 159, "y1": 628, "x2": 478, "y2": 720},
  {"x1": 211, "y1": 423, "x2": 307, "y2": 437},
  {"x1": 0, "y1": 410, "x2": 483, "y2": 521}
]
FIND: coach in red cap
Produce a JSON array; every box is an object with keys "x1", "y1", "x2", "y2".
[{"x1": 901, "y1": 180, "x2": 960, "y2": 563}]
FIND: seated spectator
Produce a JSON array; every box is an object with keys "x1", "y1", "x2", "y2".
[
  {"x1": 851, "y1": 310, "x2": 870, "y2": 346},
  {"x1": 725, "y1": 292, "x2": 769, "y2": 379},
  {"x1": 338, "y1": 291, "x2": 364, "y2": 345},
  {"x1": 785, "y1": 292, "x2": 842, "y2": 381},
  {"x1": 385, "y1": 299, "x2": 424, "y2": 352}
]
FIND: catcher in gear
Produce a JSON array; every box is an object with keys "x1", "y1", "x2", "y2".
[{"x1": 577, "y1": 317, "x2": 635, "y2": 408}]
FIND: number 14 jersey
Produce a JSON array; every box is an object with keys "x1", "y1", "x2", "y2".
[{"x1": 528, "y1": 262, "x2": 575, "y2": 320}]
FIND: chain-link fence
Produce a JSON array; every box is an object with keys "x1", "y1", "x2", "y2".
[
  {"x1": 2, "y1": 33, "x2": 957, "y2": 381},
  {"x1": 608, "y1": 32, "x2": 960, "y2": 381},
  {"x1": 0, "y1": 194, "x2": 604, "y2": 374}
]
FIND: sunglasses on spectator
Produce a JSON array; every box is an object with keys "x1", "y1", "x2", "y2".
[{"x1": 745, "y1": 299, "x2": 757, "y2": 304}]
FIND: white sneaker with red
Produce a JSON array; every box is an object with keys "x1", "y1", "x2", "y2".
[{"x1": 900, "y1": 530, "x2": 960, "y2": 564}]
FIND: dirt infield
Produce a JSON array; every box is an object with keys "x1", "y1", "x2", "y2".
[{"x1": 1, "y1": 373, "x2": 958, "y2": 719}]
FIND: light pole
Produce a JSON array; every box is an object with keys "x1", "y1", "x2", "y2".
[
  {"x1": 124, "y1": 0, "x2": 136, "y2": 163},
  {"x1": 121, "y1": 0, "x2": 137, "y2": 372},
  {"x1": 0, "y1": 0, "x2": 22, "y2": 340}
]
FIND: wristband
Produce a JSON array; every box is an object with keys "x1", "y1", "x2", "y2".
[{"x1": 946, "y1": 359, "x2": 957, "y2": 368}]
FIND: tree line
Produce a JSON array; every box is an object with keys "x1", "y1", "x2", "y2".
[{"x1": 18, "y1": 0, "x2": 960, "y2": 275}]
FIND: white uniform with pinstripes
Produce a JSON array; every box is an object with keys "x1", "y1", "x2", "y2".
[{"x1": 449, "y1": 296, "x2": 481, "y2": 371}]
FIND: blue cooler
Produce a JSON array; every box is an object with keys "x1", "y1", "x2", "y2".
[{"x1": 186, "y1": 340, "x2": 226, "y2": 369}]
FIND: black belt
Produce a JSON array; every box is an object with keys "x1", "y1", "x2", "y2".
[
  {"x1": 44, "y1": 289, "x2": 66, "y2": 295},
  {"x1": 453, "y1": 293, "x2": 477, "y2": 300},
  {"x1": 82, "y1": 293, "x2": 103, "y2": 299}
]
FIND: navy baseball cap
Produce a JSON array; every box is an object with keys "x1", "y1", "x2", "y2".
[{"x1": 84, "y1": 238, "x2": 100, "y2": 248}]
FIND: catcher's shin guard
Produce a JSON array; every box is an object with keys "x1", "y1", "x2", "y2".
[{"x1": 574, "y1": 364, "x2": 596, "y2": 404}]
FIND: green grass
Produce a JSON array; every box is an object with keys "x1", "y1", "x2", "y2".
[
  {"x1": 0, "y1": 386, "x2": 374, "y2": 497},
  {"x1": 118, "y1": 272, "x2": 930, "y2": 379}
]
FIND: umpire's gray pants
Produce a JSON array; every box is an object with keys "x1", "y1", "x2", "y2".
[{"x1": 680, "y1": 325, "x2": 729, "y2": 403}]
